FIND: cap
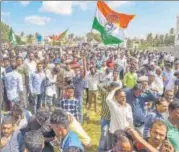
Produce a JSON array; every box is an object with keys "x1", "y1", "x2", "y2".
[
  {"x1": 137, "y1": 76, "x2": 148, "y2": 83},
  {"x1": 110, "y1": 82, "x2": 121, "y2": 88},
  {"x1": 54, "y1": 58, "x2": 61, "y2": 64}
]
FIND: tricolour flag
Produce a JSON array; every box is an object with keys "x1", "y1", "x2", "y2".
[
  {"x1": 59, "y1": 29, "x2": 68, "y2": 40},
  {"x1": 8, "y1": 28, "x2": 17, "y2": 46},
  {"x1": 92, "y1": 1, "x2": 135, "y2": 45}
]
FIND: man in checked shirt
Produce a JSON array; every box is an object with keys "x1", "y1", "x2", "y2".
[{"x1": 56, "y1": 85, "x2": 80, "y2": 122}]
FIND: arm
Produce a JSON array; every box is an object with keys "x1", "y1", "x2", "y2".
[
  {"x1": 127, "y1": 105, "x2": 134, "y2": 127},
  {"x1": 18, "y1": 75, "x2": 24, "y2": 103},
  {"x1": 123, "y1": 73, "x2": 127, "y2": 87},
  {"x1": 174, "y1": 80, "x2": 179, "y2": 95},
  {"x1": 29, "y1": 73, "x2": 33, "y2": 94},
  {"x1": 143, "y1": 113, "x2": 155, "y2": 139},
  {"x1": 126, "y1": 128, "x2": 159, "y2": 152}
]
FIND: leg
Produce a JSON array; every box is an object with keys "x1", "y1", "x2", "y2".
[
  {"x1": 32, "y1": 95, "x2": 38, "y2": 114},
  {"x1": 87, "y1": 90, "x2": 92, "y2": 110},
  {"x1": 94, "y1": 91, "x2": 98, "y2": 112},
  {"x1": 37, "y1": 94, "x2": 43, "y2": 111},
  {"x1": 98, "y1": 118, "x2": 110, "y2": 152}
]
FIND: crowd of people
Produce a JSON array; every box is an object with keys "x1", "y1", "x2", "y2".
[{"x1": 0, "y1": 43, "x2": 179, "y2": 152}]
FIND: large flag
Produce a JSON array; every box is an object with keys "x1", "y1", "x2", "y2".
[
  {"x1": 49, "y1": 29, "x2": 68, "y2": 41},
  {"x1": 8, "y1": 28, "x2": 17, "y2": 46},
  {"x1": 59, "y1": 29, "x2": 68, "y2": 40},
  {"x1": 36, "y1": 34, "x2": 42, "y2": 43},
  {"x1": 92, "y1": 1, "x2": 135, "y2": 45}
]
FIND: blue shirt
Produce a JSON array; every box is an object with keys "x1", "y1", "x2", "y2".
[
  {"x1": 73, "y1": 76, "x2": 87, "y2": 99},
  {"x1": 143, "y1": 109, "x2": 168, "y2": 139},
  {"x1": 61, "y1": 130, "x2": 84, "y2": 152},
  {"x1": 29, "y1": 72, "x2": 46, "y2": 95},
  {"x1": 1, "y1": 130, "x2": 24, "y2": 152},
  {"x1": 131, "y1": 91, "x2": 158, "y2": 126}
]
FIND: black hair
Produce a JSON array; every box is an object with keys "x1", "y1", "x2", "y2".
[
  {"x1": 114, "y1": 89, "x2": 124, "y2": 96},
  {"x1": 168, "y1": 101, "x2": 179, "y2": 111},
  {"x1": 66, "y1": 84, "x2": 75, "y2": 90},
  {"x1": 151, "y1": 120, "x2": 168, "y2": 132},
  {"x1": 2, "y1": 115, "x2": 16, "y2": 125},
  {"x1": 64, "y1": 147, "x2": 81, "y2": 152},
  {"x1": 36, "y1": 110, "x2": 50, "y2": 125},
  {"x1": 24, "y1": 130, "x2": 44, "y2": 152},
  {"x1": 155, "y1": 97, "x2": 167, "y2": 106},
  {"x1": 113, "y1": 129, "x2": 134, "y2": 146},
  {"x1": 50, "y1": 108, "x2": 69, "y2": 129}
]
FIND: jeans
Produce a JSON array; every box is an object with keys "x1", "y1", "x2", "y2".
[
  {"x1": 76, "y1": 96, "x2": 83, "y2": 123},
  {"x1": 31, "y1": 94, "x2": 43, "y2": 114},
  {"x1": 44, "y1": 95, "x2": 53, "y2": 112},
  {"x1": 98, "y1": 118, "x2": 110, "y2": 152}
]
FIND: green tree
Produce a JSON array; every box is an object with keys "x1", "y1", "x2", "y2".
[
  {"x1": 126, "y1": 39, "x2": 133, "y2": 48},
  {"x1": 1, "y1": 21, "x2": 10, "y2": 42},
  {"x1": 27, "y1": 34, "x2": 33, "y2": 44},
  {"x1": 93, "y1": 33, "x2": 102, "y2": 43},
  {"x1": 20, "y1": 32, "x2": 24, "y2": 37},
  {"x1": 86, "y1": 32, "x2": 93, "y2": 42},
  {"x1": 169, "y1": 28, "x2": 174, "y2": 35}
]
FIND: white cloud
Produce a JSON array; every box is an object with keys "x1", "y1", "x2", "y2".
[
  {"x1": 1, "y1": 11, "x2": 10, "y2": 16},
  {"x1": 39, "y1": 1, "x2": 92, "y2": 15},
  {"x1": 108, "y1": 1, "x2": 132, "y2": 9},
  {"x1": 39, "y1": 1, "x2": 73, "y2": 15},
  {"x1": 20, "y1": 1, "x2": 30, "y2": 6},
  {"x1": 72, "y1": 2, "x2": 90, "y2": 11},
  {"x1": 24, "y1": 16, "x2": 51, "y2": 26}
]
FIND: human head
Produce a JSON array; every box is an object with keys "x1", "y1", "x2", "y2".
[
  {"x1": 168, "y1": 101, "x2": 179, "y2": 125},
  {"x1": 16, "y1": 56, "x2": 23, "y2": 66},
  {"x1": 174, "y1": 61, "x2": 179, "y2": 70},
  {"x1": 133, "y1": 84, "x2": 142, "y2": 97},
  {"x1": 11, "y1": 103, "x2": 23, "y2": 118},
  {"x1": 164, "y1": 90, "x2": 174, "y2": 103},
  {"x1": 155, "y1": 97, "x2": 168, "y2": 113},
  {"x1": 1, "y1": 116, "x2": 16, "y2": 138},
  {"x1": 50, "y1": 108, "x2": 70, "y2": 137},
  {"x1": 148, "y1": 72, "x2": 155, "y2": 84},
  {"x1": 66, "y1": 63, "x2": 71, "y2": 71},
  {"x1": 36, "y1": 62, "x2": 43, "y2": 72},
  {"x1": 149, "y1": 120, "x2": 168, "y2": 148},
  {"x1": 28, "y1": 52, "x2": 34, "y2": 61},
  {"x1": 114, "y1": 89, "x2": 126, "y2": 105},
  {"x1": 24, "y1": 130, "x2": 44, "y2": 152},
  {"x1": 90, "y1": 66, "x2": 96, "y2": 75},
  {"x1": 66, "y1": 85, "x2": 75, "y2": 99},
  {"x1": 35, "y1": 110, "x2": 50, "y2": 126},
  {"x1": 113, "y1": 129, "x2": 133, "y2": 152},
  {"x1": 113, "y1": 70, "x2": 119, "y2": 80},
  {"x1": 3, "y1": 57, "x2": 10, "y2": 67},
  {"x1": 11, "y1": 62, "x2": 18, "y2": 70}
]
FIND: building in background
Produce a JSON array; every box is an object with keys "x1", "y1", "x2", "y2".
[{"x1": 175, "y1": 15, "x2": 179, "y2": 46}]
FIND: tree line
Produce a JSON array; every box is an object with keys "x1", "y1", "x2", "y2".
[{"x1": 127, "y1": 28, "x2": 175, "y2": 49}]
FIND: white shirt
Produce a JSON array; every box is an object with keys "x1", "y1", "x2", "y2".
[
  {"x1": 155, "y1": 75, "x2": 164, "y2": 95},
  {"x1": 4, "y1": 71, "x2": 23, "y2": 101},
  {"x1": 106, "y1": 90, "x2": 133, "y2": 134},
  {"x1": 45, "y1": 71, "x2": 57, "y2": 97},
  {"x1": 24, "y1": 59, "x2": 37, "y2": 75},
  {"x1": 86, "y1": 72, "x2": 101, "y2": 91}
]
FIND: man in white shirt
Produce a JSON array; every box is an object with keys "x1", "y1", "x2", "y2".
[
  {"x1": 86, "y1": 66, "x2": 101, "y2": 112},
  {"x1": 4, "y1": 62, "x2": 24, "y2": 109},
  {"x1": 24, "y1": 52, "x2": 37, "y2": 75},
  {"x1": 106, "y1": 87, "x2": 133, "y2": 149}
]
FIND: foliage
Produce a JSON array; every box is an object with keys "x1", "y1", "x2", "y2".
[
  {"x1": 1, "y1": 21, "x2": 10, "y2": 42},
  {"x1": 127, "y1": 27, "x2": 176, "y2": 49}
]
